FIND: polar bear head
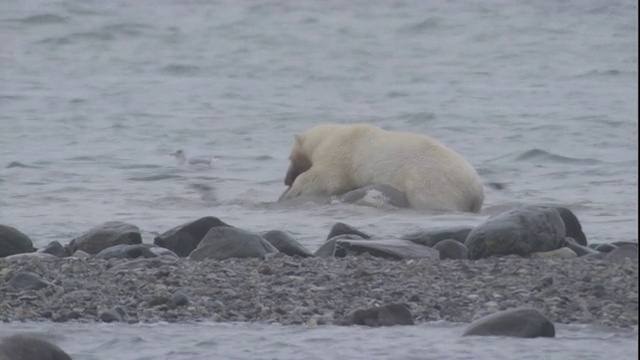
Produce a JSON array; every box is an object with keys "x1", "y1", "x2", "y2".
[{"x1": 284, "y1": 134, "x2": 312, "y2": 186}]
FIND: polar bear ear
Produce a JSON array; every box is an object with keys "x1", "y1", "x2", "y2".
[{"x1": 294, "y1": 133, "x2": 303, "y2": 144}]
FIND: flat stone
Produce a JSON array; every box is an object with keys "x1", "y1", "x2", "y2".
[{"x1": 339, "y1": 303, "x2": 415, "y2": 327}]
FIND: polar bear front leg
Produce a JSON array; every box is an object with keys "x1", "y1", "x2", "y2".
[{"x1": 279, "y1": 166, "x2": 349, "y2": 201}]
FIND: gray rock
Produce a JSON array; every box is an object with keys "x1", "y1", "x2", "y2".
[
  {"x1": 563, "y1": 237, "x2": 599, "y2": 257},
  {"x1": 72, "y1": 250, "x2": 91, "y2": 258},
  {"x1": 604, "y1": 244, "x2": 638, "y2": 262},
  {"x1": 0, "y1": 224, "x2": 35, "y2": 258},
  {"x1": 326, "y1": 222, "x2": 371, "y2": 241},
  {"x1": 99, "y1": 307, "x2": 124, "y2": 323},
  {"x1": 433, "y1": 239, "x2": 469, "y2": 259},
  {"x1": 8, "y1": 271, "x2": 55, "y2": 291},
  {"x1": 69, "y1": 221, "x2": 142, "y2": 255},
  {"x1": 340, "y1": 184, "x2": 410, "y2": 208},
  {"x1": 611, "y1": 241, "x2": 638, "y2": 247},
  {"x1": 552, "y1": 207, "x2": 587, "y2": 246},
  {"x1": 464, "y1": 206, "x2": 566, "y2": 260},
  {"x1": 0, "y1": 334, "x2": 71, "y2": 360},
  {"x1": 4, "y1": 252, "x2": 59, "y2": 261},
  {"x1": 107, "y1": 257, "x2": 178, "y2": 272},
  {"x1": 147, "y1": 246, "x2": 180, "y2": 258},
  {"x1": 314, "y1": 234, "x2": 364, "y2": 258},
  {"x1": 402, "y1": 226, "x2": 474, "y2": 247},
  {"x1": 261, "y1": 230, "x2": 314, "y2": 257},
  {"x1": 36, "y1": 241, "x2": 66, "y2": 258},
  {"x1": 593, "y1": 243, "x2": 617, "y2": 253},
  {"x1": 95, "y1": 244, "x2": 157, "y2": 260},
  {"x1": 340, "y1": 303, "x2": 414, "y2": 327},
  {"x1": 189, "y1": 226, "x2": 279, "y2": 261},
  {"x1": 334, "y1": 239, "x2": 440, "y2": 260},
  {"x1": 528, "y1": 247, "x2": 577, "y2": 259},
  {"x1": 463, "y1": 308, "x2": 555, "y2": 338},
  {"x1": 171, "y1": 291, "x2": 189, "y2": 307},
  {"x1": 154, "y1": 216, "x2": 232, "y2": 257}
]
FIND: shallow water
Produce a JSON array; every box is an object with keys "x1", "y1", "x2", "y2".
[
  {"x1": 0, "y1": 322, "x2": 637, "y2": 360},
  {"x1": 0, "y1": 0, "x2": 638, "y2": 358}
]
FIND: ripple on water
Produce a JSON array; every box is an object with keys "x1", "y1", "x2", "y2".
[{"x1": 515, "y1": 149, "x2": 602, "y2": 165}]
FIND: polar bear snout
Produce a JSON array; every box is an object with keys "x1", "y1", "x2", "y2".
[{"x1": 284, "y1": 159, "x2": 311, "y2": 186}]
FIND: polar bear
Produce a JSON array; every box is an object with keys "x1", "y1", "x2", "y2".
[{"x1": 278, "y1": 123, "x2": 485, "y2": 212}]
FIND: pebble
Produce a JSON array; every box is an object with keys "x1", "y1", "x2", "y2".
[{"x1": 0, "y1": 255, "x2": 636, "y2": 328}]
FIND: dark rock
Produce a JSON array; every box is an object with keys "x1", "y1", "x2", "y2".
[
  {"x1": 171, "y1": 291, "x2": 189, "y2": 307},
  {"x1": 154, "y1": 216, "x2": 231, "y2": 257},
  {"x1": 340, "y1": 303, "x2": 414, "y2": 327},
  {"x1": 334, "y1": 239, "x2": 440, "y2": 260},
  {"x1": 95, "y1": 244, "x2": 157, "y2": 260},
  {"x1": 604, "y1": 244, "x2": 638, "y2": 262},
  {"x1": 593, "y1": 243, "x2": 617, "y2": 253},
  {"x1": 433, "y1": 239, "x2": 469, "y2": 259},
  {"x1": 8, "y1": 272, "x2": 55, "y2": 291},
  {"x1": 402, "y1": 226, "x2": 473, "y2": 247},
  {"x1": 326, "y1": 222, "x2": 371, "y2": 241},
  {"x1": 463, "y1": 308, "x2": 555, "y2": 338},
  {"x1": 189, "y1": 226, "x2": 279, "y2": 261},
  {"x1": 0, "y1": 334, "x2": 72, "y2": 360},
  {"x1": 314, "y1": 234, "x2": 364, "y2": 258},
  {"x1": 107, "y1": 257, "x2": 178, "y2": 272},
  {"x1": 464, "y1": 206, "x2": 566, "y2": 260},
  {"x1": 261, "y1": 230, "x2": 314, "y2": 257},
  {"x1": 552, "y1": 207, "x2": 587, "y2": 246},
  {"x1": 69, "y1": 221, "x2": 142, "y2": 255},
  {"x1": 563, "y1": 237, "x2": 598, "y2": 257},
  {"x1": 0, "y1": 224, "x2": 35, "y2": 258},
  {"x1": 36, "y1": 241, "x2": 66, "y2": 258},
  {"x1": 99, "y1": 308, "x2": 123, "y2": 323},
  {"x1": 340, "y1": 184, "x2": 410, "y2": 208}
]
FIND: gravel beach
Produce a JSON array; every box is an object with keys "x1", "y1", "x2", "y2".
[{"x1": 1, "y1": 254, "x2": 636, "y2": 328}]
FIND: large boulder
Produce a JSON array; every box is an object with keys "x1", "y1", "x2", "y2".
[
  {"x1": 0, "y1": 334, "x2": 71, "y2": 360},
  {"x1": 314, "y1": 234, "x2": 365, "y2": 258},
  {"x1": 334, "y1": 239, "x2": 440, "y2": 260},
  {"x1": 189, "y1": 226, "x2": 279, "y2": 261},
  {"x1": 0, "y1": 225, "x2": 35, "y2": 258},
  {"x1": 339, "y1": 303, "x2": 414, "y2": 327},
  {"x1": 326, "y1": 222, "x2": 371, "y2": 241},
  {"x1": 402, "y1": 226, "x2": 473, "y2": 247},
  {"x1": 463, "y1": 308, "x2": 555, "y2": 338},
  {"x1": 95, "y1": 244, "x2": 159, "y2": 260},
  {"x1": 464, "y1": 206, "x2": 566, "y2": 259},
  {"x1": 604, "y1": 244, "x2": 638, "y2": 262},
  {"x1": 154, "y1": 216, "x2": 231, "y2": 257},
  {"x1": 69, "y1": 221, "x2": 141, "y2": 255},
  {"x1": 552, "y1": 207, "x2": 587, "y2": 246},
  {"x1": 36, "y1": 241, "x2": 66, "y2": 258},
  {"x1": 261, "y1": 230, "x2": 314, "y2": 257}
]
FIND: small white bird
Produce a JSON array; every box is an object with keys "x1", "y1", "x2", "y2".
[{"x1": 170, "y1": 149, "x2": 217, "y2": 166}]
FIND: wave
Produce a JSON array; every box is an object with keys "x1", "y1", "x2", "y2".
[
  {"x1": 515, "y1": 149, "x2": 601, "y2": 165},
  {"x1": 128, "y1": 174, "x2": 182, "y2": 182},
  {"x1": 12, "y1": 13, "x2": 68, "y2": 25},
  {"x1": 159, "y1": 64, "x2": 202, "y2": 76}
]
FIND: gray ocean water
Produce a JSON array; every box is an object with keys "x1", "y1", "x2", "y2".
[{"x1": 0, "y1": 0, "x2": 638, "y2": 358}]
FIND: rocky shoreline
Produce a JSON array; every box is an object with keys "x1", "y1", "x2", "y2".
[
  {"x1": 0, "y1": 253, "x2": 637, "y2": 328},
  {"x1": 1, "y1": 205, "x2": 638, "y2": 331}
]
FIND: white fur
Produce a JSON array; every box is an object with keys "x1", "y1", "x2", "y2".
[{"x1": 280, "y1": 123, "x2": 485, "y2": 212}]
